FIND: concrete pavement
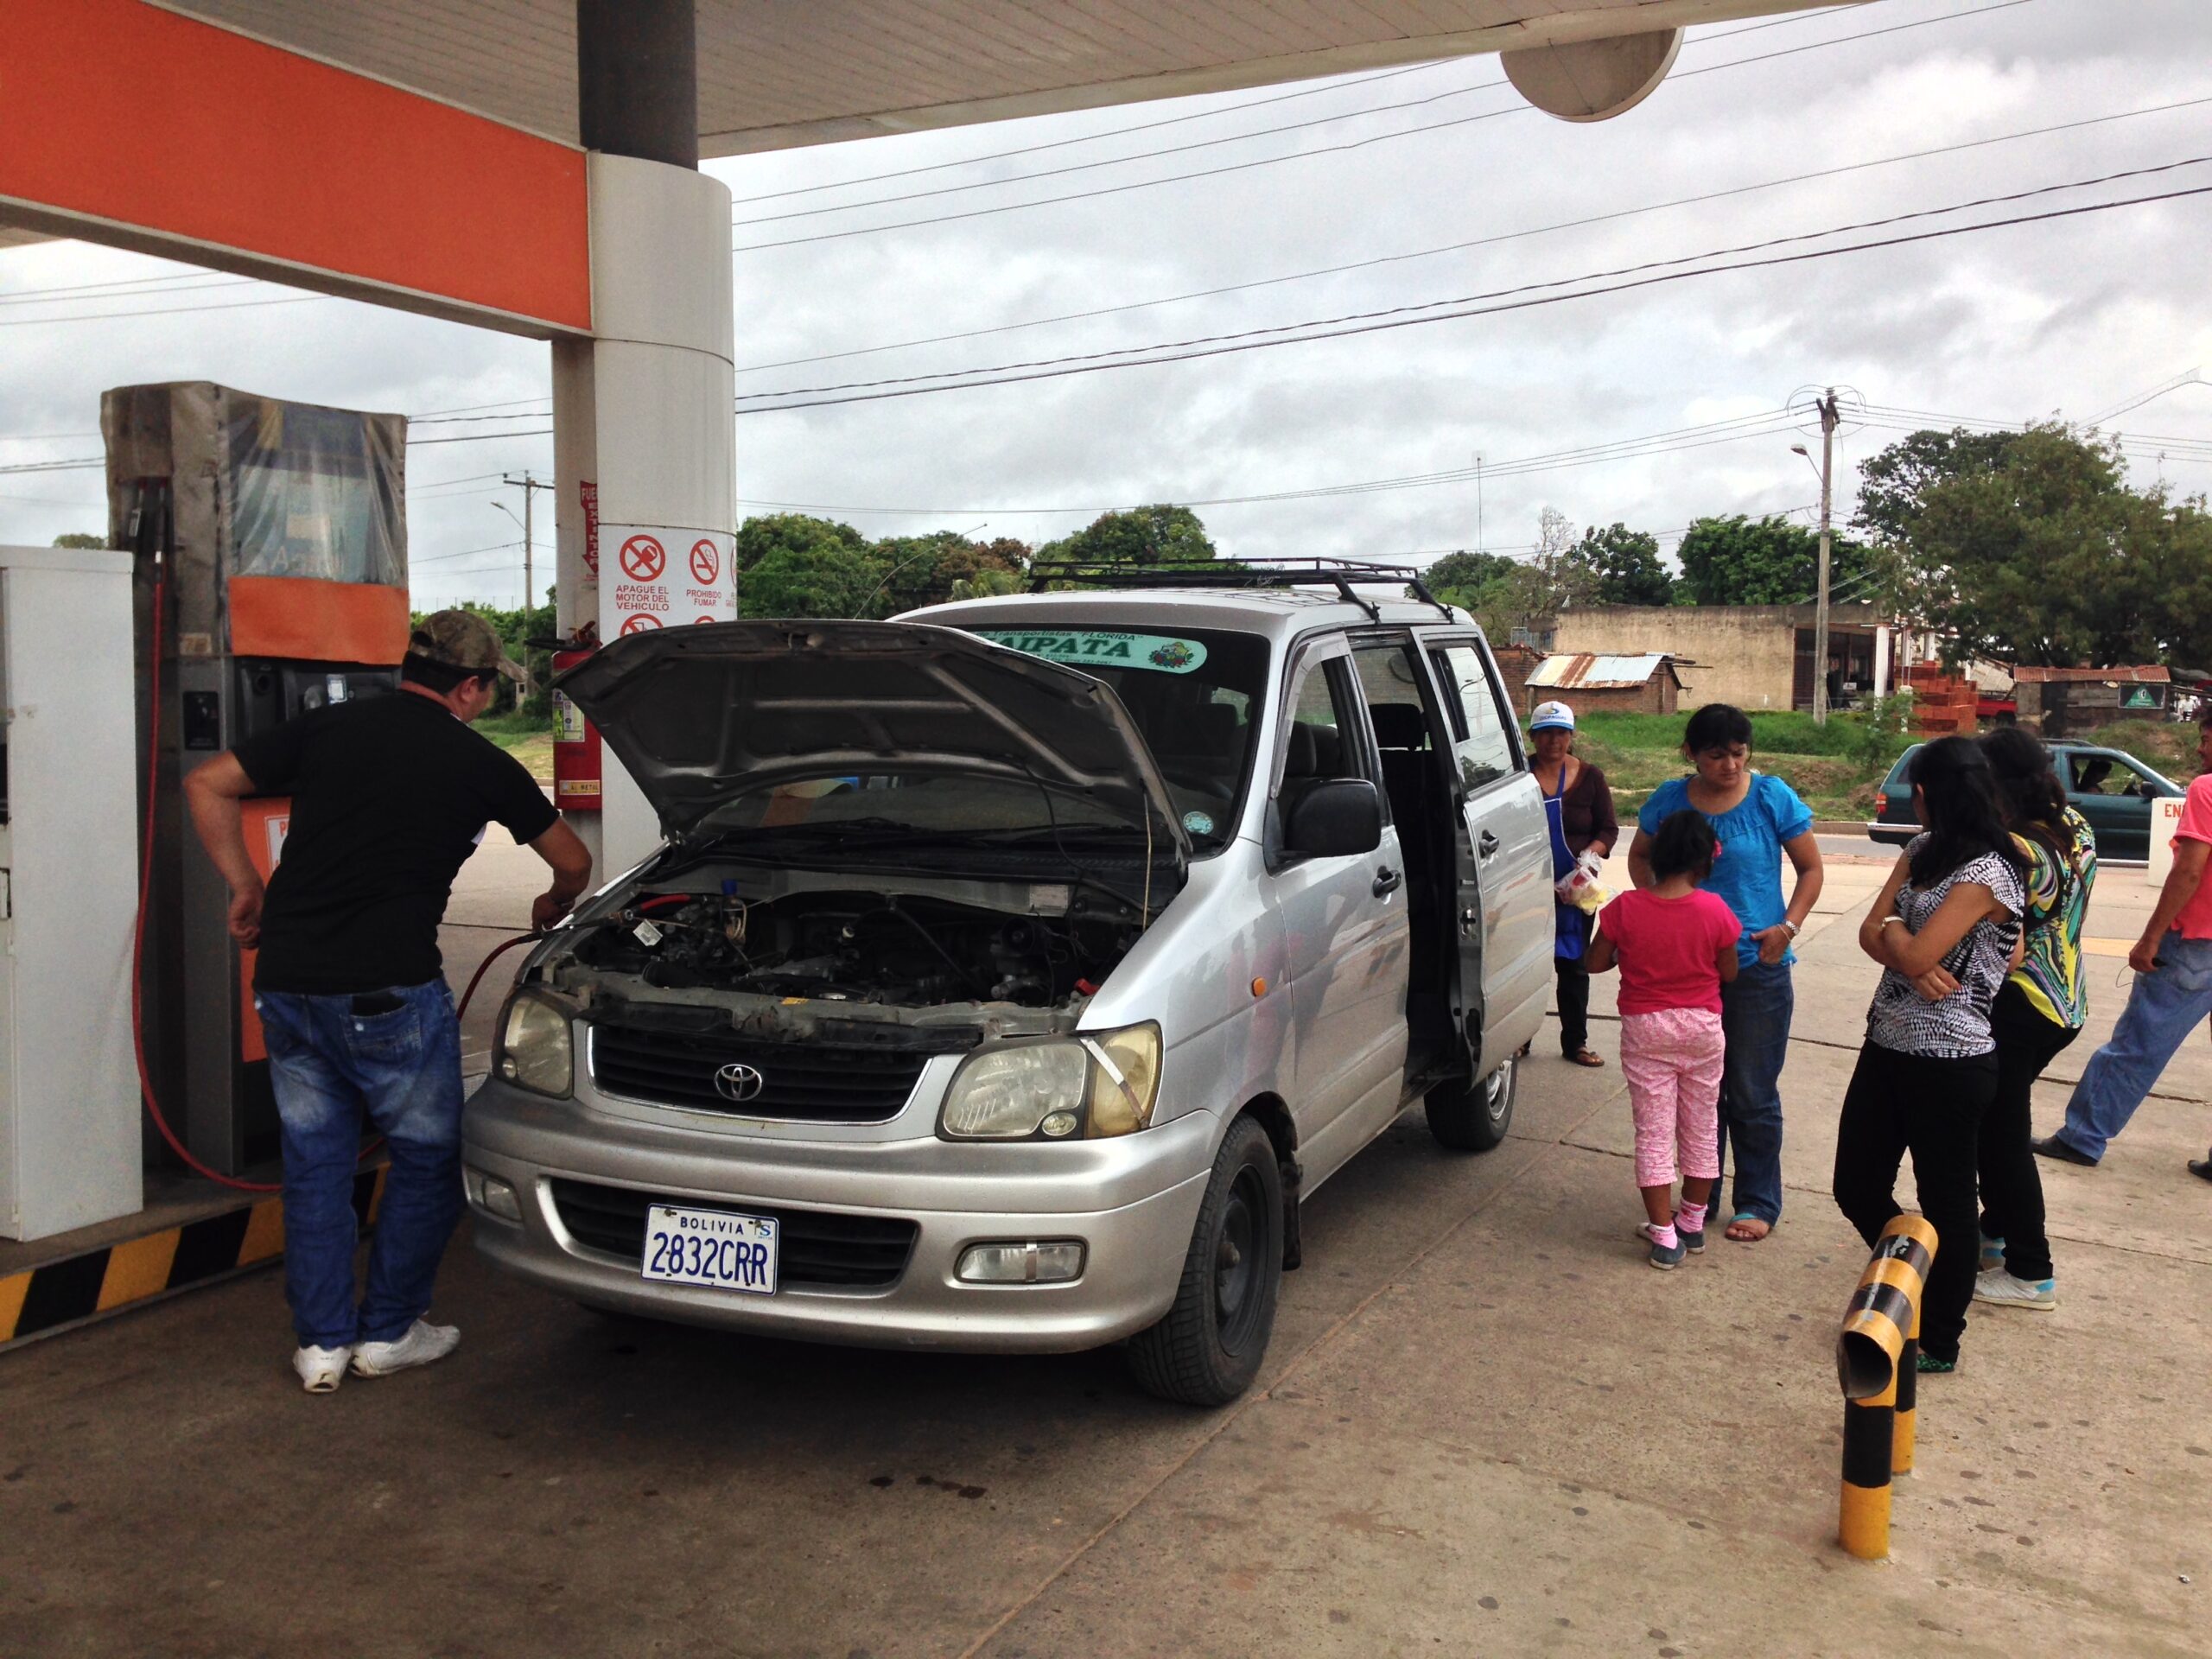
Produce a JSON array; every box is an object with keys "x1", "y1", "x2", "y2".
[{"x1": 3, "y1": 842, "x2": 2208, "y2": 1656}]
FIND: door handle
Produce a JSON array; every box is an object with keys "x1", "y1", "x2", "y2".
[
  {"x1": 1478, "y1": 830, "x2": 1500, "y2": 858},
  {"x1": 1372, "y1": 866, "x2": 1402, "y2": 898}
]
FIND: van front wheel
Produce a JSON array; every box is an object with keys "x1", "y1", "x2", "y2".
[
  {"x1": 1125, "y1": 1116, "x2": 1282, "y2": 1407},
  {"x1": 1425, "y1": 1055, "x2": 1516, "y2": 1151}
]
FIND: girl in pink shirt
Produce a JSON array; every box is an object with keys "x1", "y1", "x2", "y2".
[{"x1": 1588, "y1": 810, "x2": 1743, "y2": 1268}]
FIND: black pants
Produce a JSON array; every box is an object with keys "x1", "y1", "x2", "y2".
[
  {"x1": 1556, "y1": 956, "x2": 1591, "y2": 1056},
  {"x1": 1832, "y1": 1042, "x2": 1998, "y2": 1363},
  {"x1": 1977, "y1": 984, "x2": 2079, "y2": 1283}
]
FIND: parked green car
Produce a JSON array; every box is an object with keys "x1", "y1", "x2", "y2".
[{"x1": 1869, "y1": 741, "x2": 2184, "y2": 861}]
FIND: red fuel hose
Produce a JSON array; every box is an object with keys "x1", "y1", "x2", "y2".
[{"x1": 130, "y1": 557, "x2": 540, "y2": 1195}]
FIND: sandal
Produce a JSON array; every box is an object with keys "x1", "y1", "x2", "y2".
[
  {"x1": 1724, "y1": 1213, "x2": 1772, "y2": 1243},
  {"x1": 1567, "y1": 1049, "x2": 1605, "y2": 1068}
]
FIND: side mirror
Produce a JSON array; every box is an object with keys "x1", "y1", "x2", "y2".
[{"x1": 1283, "y1": 778, "x2": 1383, "y2": 859}]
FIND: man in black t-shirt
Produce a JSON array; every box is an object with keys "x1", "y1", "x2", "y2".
[{"x1": 186, "y1": 611, "x2": 591, "y2": 1393}]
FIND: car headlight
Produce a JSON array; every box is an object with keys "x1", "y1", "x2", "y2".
[
  {"x1": 939, "y1": 1023, "x2": 1161, "y2": 1141},
  {"x1": 496, "y1": 991, "x2": 574, "y2": 1097}
]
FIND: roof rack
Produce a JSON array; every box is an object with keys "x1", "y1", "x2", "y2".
[{"x1": 1024, "y1": 558, "x2": 1454, "y2": 622}]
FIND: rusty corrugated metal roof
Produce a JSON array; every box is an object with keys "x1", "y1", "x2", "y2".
[
  {"x1": 1525, "y1": 652, "x2": 1679, "y2": 690},
  {"x1": 2010, "y1": 664, "x2": 2171, "y2": 683}
]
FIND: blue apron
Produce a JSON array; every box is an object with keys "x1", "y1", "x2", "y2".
[{"x1": 1543, "y1": 766, "x2": 1586, "y2": 963}]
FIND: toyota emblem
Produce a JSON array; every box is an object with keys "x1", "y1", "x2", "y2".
[{"x1": 714, "y1": 1062, "x2": 766, "y2": 1103}]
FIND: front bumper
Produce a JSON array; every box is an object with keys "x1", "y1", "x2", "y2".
[{"x1": 461, "y1": 1080, "x2": 1215, "y2": 1353}]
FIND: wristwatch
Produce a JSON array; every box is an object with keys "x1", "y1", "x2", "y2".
[{"x1": 1781, "y1": 918, "x2": 1802, "y2": 938}]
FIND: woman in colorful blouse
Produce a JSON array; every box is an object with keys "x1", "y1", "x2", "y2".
[
  {"x1": 1630, "y1": 704, "x2": 1823, "y2": 1241},
  {"x1": 1973, "y1": 727, "x2": 2097, "y2": 1313}
]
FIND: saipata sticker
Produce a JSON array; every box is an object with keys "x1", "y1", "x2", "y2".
[{"x1": 973, "y1": 629, "x2": 1209, "y2": 674}]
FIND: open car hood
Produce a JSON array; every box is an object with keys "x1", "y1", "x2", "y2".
[{"x1": 554, "y1": 620, "x2": 1192, "y2": 855}]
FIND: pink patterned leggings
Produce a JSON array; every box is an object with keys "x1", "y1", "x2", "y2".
[{"x1": 1619, "y1": 1008, "x2": 1726, "y2": 1189}]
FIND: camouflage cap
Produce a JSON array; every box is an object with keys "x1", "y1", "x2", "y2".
[{"x1": 410, "y1": 609, "x2": 525, "y2": 682}]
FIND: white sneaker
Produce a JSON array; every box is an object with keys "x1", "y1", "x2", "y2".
[
  {"x1": 1973, "y1": 1268, "x2": 2057, "y2": 1311},
  {"x1": 348, "y1": 1319, "x2": 461, "y2": 1377},
  {"x1": 292, "y1": 1344, "x2": 353, "y2": 1394}
]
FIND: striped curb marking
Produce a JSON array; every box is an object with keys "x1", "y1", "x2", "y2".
[{"x1": 0, "y1": 1166, "x2": 386, "y2": 1349}]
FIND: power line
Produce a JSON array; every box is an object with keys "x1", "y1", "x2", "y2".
[
  {"x1": 0, "y1": 294, "x2": 320, "y2": 328},
  {"x1": 731, "y1": 0, "x2": 2036, "y2": 252},
  {"x1": 731, "y1": 161, "x2": 2212, "y2": 408},
  {"x1": 732, "y1": 92, "x2": 2212, "y2": 376}
]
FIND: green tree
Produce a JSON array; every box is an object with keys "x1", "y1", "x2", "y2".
[
  {"x1": 1895, "y1": 424, "x2": 2212, "y2": 667},
  {"x1": 1035, "y1": 504, "x2": 1216, "y2": 572},
  {"x1": 1853, "y1": 426, "x2": 2020, "y2": 550},
  {"x1": 741, "y1": 539, "x2": 880, "y2": 619},
  {"x1": 1568, "y1": 522, "x2": 1673, "y2": 605},
  {"x1": 734, "y1": 512, "x2": 868, "y2": 572},
  {"x1": 1675, "y1": 513, "x2": 1870, "y2": 606},
  {"x1": 52, "y1": 531, "x2": 105, "y2": 550},
  {"x1": 863, "y1": 530, "x2": 1027, "y2": 616},
  {"x1": 1420, "y1": 550, "x2": 1518, "y2": 601}
]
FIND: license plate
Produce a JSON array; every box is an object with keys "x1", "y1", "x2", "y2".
[{"x1": 641, "y1": 1204, "x2": 779, "y2": 1295}]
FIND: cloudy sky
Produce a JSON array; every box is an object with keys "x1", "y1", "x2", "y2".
[{"x1": 3, "y1": 0, "x2": 2209, "y2": 610}]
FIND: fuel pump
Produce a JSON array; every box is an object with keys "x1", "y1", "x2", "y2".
[{"x1": 105, "y1": 384, "x2": 410, "y2": 1179}]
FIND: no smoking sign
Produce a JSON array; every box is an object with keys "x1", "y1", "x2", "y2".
[
  {"x1": 690, "y1": 539, "x2": 720, "y2": 584},
  {"x1": 619, "y1": 534, "x2": 666, "y2": 582}
]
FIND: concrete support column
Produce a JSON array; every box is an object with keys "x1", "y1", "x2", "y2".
[{"x1": 554, "y1": 1, "x2": 734, "y2": 877}]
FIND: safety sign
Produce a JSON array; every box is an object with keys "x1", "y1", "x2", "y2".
[{"x1": 604, "y1": 524, "x2": 737, "y2": 636}]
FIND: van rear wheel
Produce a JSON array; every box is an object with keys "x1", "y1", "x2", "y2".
[
  {"x1": 1425, "y1": 1054, "x2": 1516, "y2": 1152},
  {"x1": 1125, "y1": 1115, "x2": 1282, "y2": 1407}
]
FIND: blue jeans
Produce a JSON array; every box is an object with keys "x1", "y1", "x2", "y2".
[
  {"x1": 257, "y1": 981, "x2": 464, "y2": 1349},
  {"x1": 1718, "y1": 959, "x2": 1794, "y2": 1224},
  {"x1": 2057, "y1": 932, "x2": 2212, "y2": 1161}
]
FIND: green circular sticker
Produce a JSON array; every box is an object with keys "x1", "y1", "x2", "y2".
[{"x1": 1181, "y1": 809, "x2": 1215, "y2": 836}]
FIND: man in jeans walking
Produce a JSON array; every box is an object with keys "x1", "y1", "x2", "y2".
[
  {"x1": 2036, "y1": 711, "x2": 2212, "y2": 1179},
  {"x1": 186, "y1": 612, "x2": 592, "y2": 1392}
]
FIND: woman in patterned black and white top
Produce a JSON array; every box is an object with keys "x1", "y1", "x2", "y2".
[{"x1": 1834, "y1": 736, "x2": 2027, "y2": 1373}]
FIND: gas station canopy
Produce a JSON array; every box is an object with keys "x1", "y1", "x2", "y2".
[{"x1": 156, "y1": 0, "x2": 1838, "y2": 155}]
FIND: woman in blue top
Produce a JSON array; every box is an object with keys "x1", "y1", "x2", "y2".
[{"x1": 1629, "y1": 703, "x2": 1824, "y2": 1241}]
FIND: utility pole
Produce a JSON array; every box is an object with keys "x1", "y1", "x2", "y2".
[
  {"x1": 498, "y1": 470, "x2": 554, "y2": 701},
  {"x1": 1811, "y1": 391, "x2": 1840, "y2": 726},
  {"x1": 1474, "y1": 452, "x2": 1485, "y2": 556}
]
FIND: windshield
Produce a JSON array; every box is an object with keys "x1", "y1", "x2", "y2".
[{"x1": 960, "y1": 623, "x2": 1269, "y2": 849}]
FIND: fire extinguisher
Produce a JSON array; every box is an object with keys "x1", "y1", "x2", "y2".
[{"x1": 550, "y1": 641, "x2": 602, "y2": 811}]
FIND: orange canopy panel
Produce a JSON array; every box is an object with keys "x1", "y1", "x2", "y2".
[
  {"x1": 227, "y1": 576, "x2": 410, "y2": 665},
  {"x1": 0, "y1": 0, "x2": 590, "y2": 335}
]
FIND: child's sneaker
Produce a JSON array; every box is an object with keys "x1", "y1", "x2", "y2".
[
  {"x1": 1973, "y1": 1268, "x2": 2057, "y2": 1311},
  {"x1": 1977, "y1": 1232, "x2": 2006, "y2": 1273},
  {"x1": 1636, "y1": 1219, "x2": 1704, "y2": 1255},
  {"x1": 1647, "y1": 1234, "x2": 1687, "y2": 1271}
]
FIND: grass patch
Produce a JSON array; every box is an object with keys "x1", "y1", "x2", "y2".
[
  {"x1": 2071, "y1": 719, "x2": 2197, "y2": 779},
  {"x1": 1575, "y1": 708, "x2": 1915, "y2": 822},
  {"x1": 475, "y1": 710, "x2": 554, "y2": 782}
]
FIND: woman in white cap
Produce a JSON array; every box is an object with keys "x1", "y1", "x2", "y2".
[{"x1": 1529, "y1": 700, "x2": 1618, "y2": 1066}]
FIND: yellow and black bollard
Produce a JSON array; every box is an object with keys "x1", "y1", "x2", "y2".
[{"x1": 1835, "y1": 1215, "x2": 1937, "y2": 1560}]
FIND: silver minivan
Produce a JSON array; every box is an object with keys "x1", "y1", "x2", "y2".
[{"x1": 462, "y1": 575, "x2": 1553, "y2": 1403}]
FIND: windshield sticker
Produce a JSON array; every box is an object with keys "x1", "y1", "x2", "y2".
[
  {"x1": 974, "y1": 629, "x2": 1209, "y2": 675},
  {"x1": 1181, "y1": 810, "x2": 1216, "y2": 836}
]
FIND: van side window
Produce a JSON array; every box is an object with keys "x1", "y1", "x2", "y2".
[
  {"x1": 1278, "y1": 657, "x2": 1378, "y2": 798},
  {"x1": 1353, "y1": 642, "x2": 1434, "y2": 754},
  {"x1": 1428, "y1": 644, "x2": 1517, "y2": 791}
]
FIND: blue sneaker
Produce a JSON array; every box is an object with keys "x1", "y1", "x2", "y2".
[
  {"x1": 1648, "y1": 1235, "x2": 1687, "y2": 1271},
  {"x1": 1978, "y1": 1233, "x2": 2006, "y2": 1273}
]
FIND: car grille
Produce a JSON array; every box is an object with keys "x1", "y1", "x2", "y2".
[
  {"x1": 548, "y1": 1179, "x2": 918, "y2": 1289},
  {"x1": 590, "y1": 1024, "x2": 932, "y2": 1122}
]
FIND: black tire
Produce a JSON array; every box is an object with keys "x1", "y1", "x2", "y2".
[
  {"x1": 1125, "y1": 1115, "x2": 1283, "y2": 1407},
  {"x1": 1425, "y1": 1053, "x2": 1516, "y2": 1152}
]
